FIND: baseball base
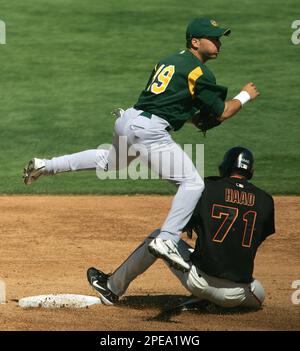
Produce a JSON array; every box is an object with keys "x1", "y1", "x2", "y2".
[{"x1": 18, "y1": 294, "x2": 101, "y2": 309}]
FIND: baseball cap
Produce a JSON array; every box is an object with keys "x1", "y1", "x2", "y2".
[{"x1": 186, "y1": 18, "x2": 231, "y2": 39}]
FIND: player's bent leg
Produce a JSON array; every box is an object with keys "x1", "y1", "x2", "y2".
[
  {"x1": 184, "y1": 268, "x2": 265, "y2": 309},
  {"x1": 172, "y1": 265, "x2": 242, "y2": 308}
]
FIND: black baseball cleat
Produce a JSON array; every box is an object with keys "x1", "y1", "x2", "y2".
[{"x1": 87, "y1": 267, "x2": 119, "y2": 306}]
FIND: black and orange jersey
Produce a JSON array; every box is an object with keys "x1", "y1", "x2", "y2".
[{"x1": 189, "y1": 176, "x2": 275, "y2": 283}]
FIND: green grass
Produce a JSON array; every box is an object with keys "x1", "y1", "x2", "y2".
[{"x1": 0, "y1": 0, "x2": 299, "y2": 194}]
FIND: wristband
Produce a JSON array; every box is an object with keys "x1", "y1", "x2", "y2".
[{"x1": 233, "y1": 91, "x2": 251, "y2": 106}]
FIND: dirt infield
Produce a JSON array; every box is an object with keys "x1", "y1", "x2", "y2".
[{"x1": 0, "y1": 195, "x2": 299, "y2": 331}]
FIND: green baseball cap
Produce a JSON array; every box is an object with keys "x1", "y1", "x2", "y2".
[{"x1": 186, "y1": 18, "x2": 231, "y2": 39}]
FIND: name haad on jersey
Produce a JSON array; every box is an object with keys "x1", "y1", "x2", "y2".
[{"x1": 224, "y1": 188, "x2": 255, "y2": 207}]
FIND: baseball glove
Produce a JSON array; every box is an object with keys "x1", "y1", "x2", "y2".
[{"x1": 191, "y1": 108, "x2": 222, "y2": 136}]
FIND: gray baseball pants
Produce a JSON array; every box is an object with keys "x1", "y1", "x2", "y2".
[{"x1": 108, "y1": 229, "x2": 265, "y2": 309}]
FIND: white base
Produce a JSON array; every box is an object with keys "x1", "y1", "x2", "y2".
[{"x1": 18, "y1": 294, "x2": 101, "y2": 309}]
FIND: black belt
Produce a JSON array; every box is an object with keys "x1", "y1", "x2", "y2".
[{"x1": 139, "y1": 111, "x2": 173, "y2": 132}]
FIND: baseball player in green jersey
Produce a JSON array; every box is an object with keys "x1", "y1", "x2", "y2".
[
  {"x1": 86, "y1": 147, "x2": 275, "y2": 309},
  {"x1": 23, "y1": 18, "x2": 259, "y2": 273}
]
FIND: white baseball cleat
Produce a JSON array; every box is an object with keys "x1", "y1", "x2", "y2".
[
  {"x1": 148, "y1": 238, "x2": 190, "y2": 272},
  {"x1": 23, "y1": 158, "x2": 47, "y2": 185}
]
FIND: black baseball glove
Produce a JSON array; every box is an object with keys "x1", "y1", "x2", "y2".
[{"x1": 191, "y1": 108, "x2": 222, "y2": 136}]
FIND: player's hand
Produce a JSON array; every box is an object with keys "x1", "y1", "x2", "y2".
[{"x1": 241, "y1": 82, "x2": 260, "y2": 100}]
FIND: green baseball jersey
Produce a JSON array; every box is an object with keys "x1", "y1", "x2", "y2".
[{"x1": 134, "y1": 50, "x2": 228, "y2": 131}]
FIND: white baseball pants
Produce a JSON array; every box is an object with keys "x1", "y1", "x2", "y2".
[{"x1": 44, "y1": 107, "x2": 204, "y2": 243}]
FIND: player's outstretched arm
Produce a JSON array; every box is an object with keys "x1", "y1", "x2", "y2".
[{"x1": 218, "y1": 82, "x2": 260, "y2": 122}]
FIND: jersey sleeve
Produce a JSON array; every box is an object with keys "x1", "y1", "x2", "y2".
[
  {"x1": 194, "y1": 74, "x2": 228, "y2": 117},
  {"x1": 261, "y1": 195, "x2": 275, "y2": 242}
]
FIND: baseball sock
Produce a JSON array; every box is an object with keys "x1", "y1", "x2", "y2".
[{"x1": 44, "y1": 149, "x2": 109, "y2": 174}]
